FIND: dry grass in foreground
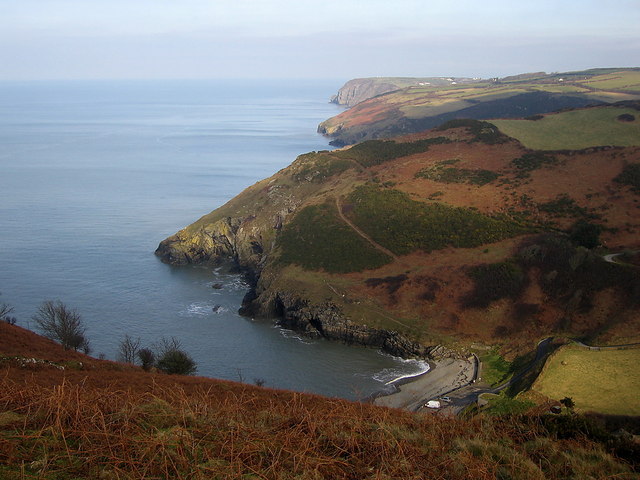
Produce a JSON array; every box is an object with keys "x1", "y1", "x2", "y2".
[
  {"x1": 0, "y1": 323, "x2": 637, "y2": 479},
  {"x1": 1, "y1": 369, "x2": 638, "y2": 479}
]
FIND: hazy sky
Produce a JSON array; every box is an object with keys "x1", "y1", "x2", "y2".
[{"x1": 1, "y1": 0, "x2": 638, "y2": 80}]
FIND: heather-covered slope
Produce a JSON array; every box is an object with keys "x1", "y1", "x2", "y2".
[{"x1": 157, "y1": 105, "x2": 640, "y2": 357}]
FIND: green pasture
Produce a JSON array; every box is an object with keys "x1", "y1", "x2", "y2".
[
  {"x1": 490, "y1": 106, "x2": 640, "y2": 150},
  {"x1": 531, "y1": 345, "x2": 640, "y2": 415}
]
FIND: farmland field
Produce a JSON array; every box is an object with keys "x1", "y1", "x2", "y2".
[
  {"x1": 531, "y1": 345, "x2": 640, "y2": 415},
  {"x1": 490, "y1": 106, "x2": 640, "y2": 150}
]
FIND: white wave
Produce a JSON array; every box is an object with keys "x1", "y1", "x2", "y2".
[
  {"x1": 278, "y1": 328, "x2": 315, "y2": 345},
  {"x1": 372, "y1": 358, "x2": 431, "y2": 385},
  {"x1": 179, "y1": 302, "x2": 217, "y2": 317}
]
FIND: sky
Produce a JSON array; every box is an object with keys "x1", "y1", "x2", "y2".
[{"x1": 1, "y1": 0, "x2": 638, "y2": 80}]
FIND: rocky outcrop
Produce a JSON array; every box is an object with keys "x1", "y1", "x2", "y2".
[
  {"x1": 240, "y1": 289, "x2": 461, "y2": 360},
  {"x1": 330, "y1": 77, "x2": 478, "y2": 108},
  {"x1": 330, "y1": 78, "x2": 404, "y2": 107},
  {"x1": 155, "y1": 215, "x2": 267, "y2": 274}
]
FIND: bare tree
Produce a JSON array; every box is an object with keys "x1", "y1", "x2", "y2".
[
  {"x1": 32, "y1": 300, "x2": 89, "y2": 351},
  {"x1": 152, "y1": 336, "x2": 183, "y2": 358},
  {"x1": 117, "y1": 334, "x2": 141, "y2": 364},
  {"x1": 1, "y1": 303, "x2": 16, "y2": 325},
  {"x1": 0, "y1": 293, "x2": 17, "y2": 325}
]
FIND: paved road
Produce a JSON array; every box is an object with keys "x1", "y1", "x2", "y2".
[
  {"x1": 423, "y1": 337, "x2": 554, "y2": 416},
  {"x1": 603, "y1": 250, "x2": 639, "y2": 267}
]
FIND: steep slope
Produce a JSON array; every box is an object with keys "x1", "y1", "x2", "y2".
[
  {"x1": 319, "y1": 68, "x2": 640, "y2": 146},
  {"x1": 157, "y1": 105, "x2": 640, "y2": 356},
  {"x1": 1, "y1": 322, "x2": 637, "y2": 479}
]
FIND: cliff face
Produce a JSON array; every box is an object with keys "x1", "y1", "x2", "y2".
[
  {"x1": 330, "y1": 78, "x2": 404, "y2": 107},
  {"x1": 155, "y1": 216, "x2": 264, "y2": 273},
  {"x1": 329, "y1": 77, "x2": 479, "y2": 108}
]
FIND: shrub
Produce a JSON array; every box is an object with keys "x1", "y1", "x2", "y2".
[
  {"x1": 117, "y1": 335, "x2": 141, "y2": 364},
  {"x1": 614, "y1": 162, "x2": 640, "y2": 192},
  {"x1": 569, "y1": 220, "x2": 602, "y2": 248},
  {"x1": 435, "y1": 118, "x2": 510, "y2": 144},
  {"x1": 0, "y1": 301, "x2": 16, "y2": 325},
  {"x1": 415, "y1": 160, "x2": 500, "y2": 185},
  {"x1": 617, "y1": 113, "x2": 635, "y2": 122},
  {"x1": 156, "y1": 349, "x2": 197, "y2": 375},
  {"x1": 538, "y1": 194, "x2": 595, "y2": 219},
  {"x1": 138, "y1": 348, "x2": 155, "y2": 371},
  {"x1": 464, "y1": 261, "x2": 527, "y2": 308},
  {"x1": 511, "y1": 151, "x2": 558, "y2": 177}
]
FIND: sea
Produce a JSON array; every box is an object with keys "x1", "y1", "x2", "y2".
[{"x1": 0, "y1": 79, "x2": 429, "y2": 400}]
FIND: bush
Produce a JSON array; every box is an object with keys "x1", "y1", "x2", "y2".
[
  {"x1": 435, "y1": 119, "x2": 510, "y2": 144},
  {"x1": 415, "y1": 160, "x2": 500, "y2": 185},
  {"x1": 538, "y1": 194, "x2": 595, "y2": 219},
  {"x1": 569, "y1": 220, "x2": 602, "y2": 248},
  {"x1": 464, "y1": 261, "x2": 527, "y2": 308},
  {"x1": 614, "y1": 162, "x2": 640, "y2": 192},
  {"x1": 511, "y1": 151, "x2": 558, "y2": 177},
  {"x1": 0, "y1": 301, "x2": 16, "y2": 325},
  {"x1": 156, "y1": 349, "x2": 197, "y2": 375},
  {"x1": 137, "y1": 348, "x2": 155, "y2": 371},
  {"x1": 117, "y1": 335, "x2": 141, "y2": 364},
  {"x1": 292, "y1": 152, "x2": 353, "y2": 183}
]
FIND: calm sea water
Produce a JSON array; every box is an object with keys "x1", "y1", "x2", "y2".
[{"x1": 0, "y1": 79, "x2": 428, "y2": 399}]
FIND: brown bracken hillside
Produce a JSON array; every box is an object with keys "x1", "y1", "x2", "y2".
[{"x1": 1, "y1": 322, "x2": 638, "y2": 479}]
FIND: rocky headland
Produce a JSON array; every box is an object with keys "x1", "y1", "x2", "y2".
[{"x1": 158, "y1": 70, "x2": 640, "y2": 361}]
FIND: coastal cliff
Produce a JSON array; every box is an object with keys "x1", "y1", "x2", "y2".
[
  {"x1": 319, "y1": 68, "x2": 640, "y2": 146},
  {"x1": 329, "y1": 77, "x2": 479, "y2": 108},
  {"x1": 158, "y1": 96, "x2": 640, "y2": 356}
]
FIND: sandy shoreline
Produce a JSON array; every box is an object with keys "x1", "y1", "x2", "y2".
[{"x1": 373, "y1": 357, "x2": 475, "y2": 411}]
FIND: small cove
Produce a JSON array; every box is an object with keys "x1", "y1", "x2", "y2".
[{"x1": 0, "y1": 79, "x2": 428, "y2": 399}]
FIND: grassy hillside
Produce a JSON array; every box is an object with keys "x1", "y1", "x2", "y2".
[
  {"x1": 531, "y1": 344, "x2": 640, "y2": 415},
  {"x1": 1, "y1": 322, "x2": 638, "y2": 479},
  {"x1": 319, "y1": 68, "x2": 640, "y2": 146}
]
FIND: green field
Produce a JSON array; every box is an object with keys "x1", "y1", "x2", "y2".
[
  {"x1": 531, "y1": 345, "x2": 640, "y2": 415},
  {"x1": 490, "y1": 107, "x2": 640, "y2": 150}
]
